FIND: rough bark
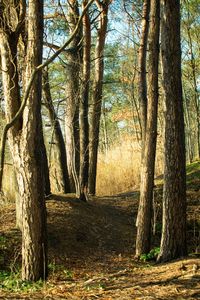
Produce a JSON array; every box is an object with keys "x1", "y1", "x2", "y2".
[
  {"x1": 65, "y1": 0, "x2": 81, "y2": 194},
  {"x1": 157, "y1": 0, "x2": 187, "y2": 262},
  {"x1": 79, "y1": 0, "x2": 91, "y2": 202},
  {"x1": 88, "y1": 0, "x2": 109, "y2": 195},
  {"x1": 135, "y1": 0, "x2": 160, "y2": 257},
  {"x1": 0, "y1": 0, "x2": 48, "y2": 281},
  {"x1": 43, "y1": 68, "x2": 70, "y2": 193}
]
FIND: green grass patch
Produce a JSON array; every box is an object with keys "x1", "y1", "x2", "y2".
[
  {"x1": 0, "y1": 270, "x2": 44, "y2": 292},
  {"x1": 140, "y1": 247, "x2": 160, "y2": 262},
  {"x1": 186, "y1": 160, "x2": 200, "y2": 189},
  {"x1": 155, "y1": 160, "x2": 200, "y2": 189}
]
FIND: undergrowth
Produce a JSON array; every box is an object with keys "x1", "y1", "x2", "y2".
[{"x1": 0, "y1": 270, "x2": 44, "y2": 292}]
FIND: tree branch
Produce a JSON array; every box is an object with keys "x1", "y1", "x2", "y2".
[{"x1": 0, "y1": 0, "x2": 94, "y2": 191}]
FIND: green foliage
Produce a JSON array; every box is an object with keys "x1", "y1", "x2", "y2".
[
  {"x1": 140, "y1": 247, "x2": 160, "y2": 262},
  {"x1": 186, "y1": 160, "x2": 200, "y2": 174},
  {"x1": 0, "y1": 270, "x2": 43, "y2": 292}
]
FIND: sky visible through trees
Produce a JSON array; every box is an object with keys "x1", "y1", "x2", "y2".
[{"x1": 0, "y1": 0, "x2": 199, "y2": 295}]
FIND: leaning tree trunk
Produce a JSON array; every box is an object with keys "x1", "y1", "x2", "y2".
[
  {"x1": 43, "y1": 68, "x2": 70, "y2": 193},
  {"x1": 135, "y1": 0, "x2": 160, "y2": 258},
  {"x1": 88, "y1": 0, "x2": 109, "y2": 195},
  {"x1": 65, "y1": 0, "x2": 82, "y2": 194},
  {"x1": 0, "y1": 0, "x2": 48, "y2": 281},
  {"x1": 157, "y1": 0, "x2": 187, "y2": 262}
]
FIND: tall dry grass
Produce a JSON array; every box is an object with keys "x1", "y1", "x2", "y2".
[
  {"x1": 96, "y1": 137, "x2": 163, "y2": 196},
  {"x1": 96, "y1": 139, "x2": 141, "y2": 196}
]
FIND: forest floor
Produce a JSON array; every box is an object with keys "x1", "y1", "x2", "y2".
[{"x1": 0, "y1": 162, "x2": 200, "y2": 299}]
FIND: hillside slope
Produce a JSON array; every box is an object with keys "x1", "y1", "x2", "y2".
[{"x1": 0, "y1": 162, "x2": 200, "y2": 299}]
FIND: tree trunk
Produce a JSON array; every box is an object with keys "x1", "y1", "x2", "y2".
[
  {"x1": 186, "y1": 24, "x2": 200, "y2": 159},
  {"x1": 41, "y1": 132, "x2": 51, "y2": 197},
  {"x1": 135, "y1": 0, "x2": 160, "y2": 257},
  {"x1": 43, "y1": 68, "x2": 70, "y2": 193},
  {"x1": 157, "y1": 0, "x2": 187, "y2": 262},
  {"x1": 79, "y1": 0, "x2": 91, "y2": 202},
  {"x1": 88, "y1": 0, "x2": 109, "y2": 195},
  {"x1": 0, "y1": 0, "x2": 48, "y2": 281},
  {"x1": 138, "y1": 0, "x2": 150, "y2": 152},
  {"x1": 65, "y1": 0, "x2": 81, "y2": 194}
]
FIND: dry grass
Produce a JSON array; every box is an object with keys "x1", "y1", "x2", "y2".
[
  {"x1": 96, "y1": 141, "x2": 141, "y2": 196},
  {"x1": 96, "y1": 138, "x2": 164, "y2": 196}
]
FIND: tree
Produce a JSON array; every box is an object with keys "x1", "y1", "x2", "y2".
[
  {"x1": 0, "y1": 0, "x2": 94, "y2": 281},
  {"x1": 79, "y1": 0, "x2": 91, "y2": 201},
  {"x1": 89, "y1": 0, "x2": 110, "y2": 195},
  {"x1": 65, "y1": 0, "x2": 82, "y2": 194},
  {"x1": 157, "y1": 0, "x2": 187, "y2": 262},
  {"x1": 138, "y1": 0, "x2": 150, "y2": 153},
  {"x1": 135, "y1": 0, "x2": 160, "y2": 257},
  {"x1": 182, "y1": 0, "x2": 200, "y2": 161},
  {"x1": 43, "y1": 68, "x2": 70, "y2": 193},
  {"x1": 0, "y1": 0, "x2": 47, "y2": 280}
]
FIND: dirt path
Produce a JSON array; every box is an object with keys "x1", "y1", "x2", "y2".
[{"x1": 0, "y1": 192, "x2": 200, "y2": 299}]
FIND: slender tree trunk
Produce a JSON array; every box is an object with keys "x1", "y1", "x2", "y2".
[
  {"x1": 138, "y1": 0, "x2": 150, "y2": 152},
  {"x1": 157, "y1": 0, "x2": 187, "y2": 262},
  {"x1": 135, "y1": 0, "x2": 150, "y2": 227},
  {"x1": 102, "y1": 102, "x2": 109, "y2": 156},
  {"x1": 183, "y1": 88, "x2": 194, "y2": 163},
  {"x1": 65, "y1": 0, "x2": 81, "y2": 194},
  {"x1": 79, "y1": 0, "x2": 91, "y2": 201},
  {"x1": 43, "y1": 68, "x2": 70, "y2": 193},
  {"x1": 186, "y1": 25, "x2": 200, "y2": 159},
  {"x1": 88, "y1": 0, "x2": 109, "y2": 195},
  {"x1": 135, "y1": 0, "x2": 160, "y2": 258}
]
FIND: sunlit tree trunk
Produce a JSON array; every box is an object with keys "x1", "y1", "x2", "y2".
[
  {"x1": 65, "y1": 0, "x2": 82, "y2": 194},
  {"x1": 88, "y1": 0, "x2": 109, "y2": 195},
  {"x1": 157, "y1": 0, "x2": 187, "y2": 262},
  {"x1": 79, "y1": 0, "x2": 91, "y2": 201},
  {"x1": 0, "y1": 0, "x2": 47, "y2": 281},
  {"x1": 138, "y1": 0, "x2": 150, "y2": 152},
  {"x1": 135, "y1": 0, "x2": 160, "y2": 257}
]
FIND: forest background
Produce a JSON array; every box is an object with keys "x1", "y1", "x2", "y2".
[{"x1": 0, "y1": 0, "x2": 199, "y2": 294}]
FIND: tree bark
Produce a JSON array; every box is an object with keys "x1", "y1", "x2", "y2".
[
  {"x1": 43, "y1": 68, "x2": 70, "y2": 193},
  {"x1": 79, "y1": 0, "x2": 91, "y2": 201},
  {"x1": 157, "y1": 0, "x2": 187, "y2": 262},
  {"x1": 41, "y1": 132, "x2": 51, "y2": 197},
  {"x1": 65, "y1": 0, "x2": 81, "y2": 194},
  {"x1": 135, "y1": 0, "x2": 160, "y2": 257},
  {"x1": 0, "y1": 0, "x2": 48, "y2": 281},
  {"x1": 138, "y1": 0, "x2": 150, "y2": 152},
  {"x1": 186, "y1": 24, "x2": 200, "y2": 159},
  {"x1": 88, "y1": 0, "x2": 109, "y2": 195}
]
